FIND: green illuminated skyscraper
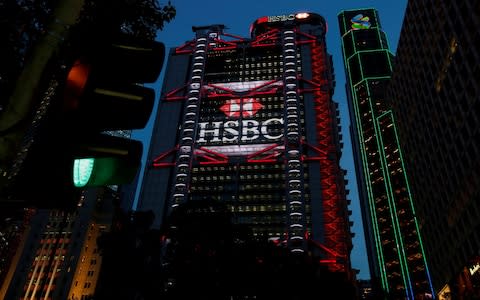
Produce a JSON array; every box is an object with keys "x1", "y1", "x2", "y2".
[{"x1": 338, "y1": 8, "x2": 434, "y2": 299}]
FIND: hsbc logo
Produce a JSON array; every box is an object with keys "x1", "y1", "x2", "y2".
[
  {"x1": 197, "y1": 118, "x2": 284, "y2": 143},
  {"x1": 197, "y1": 97, "x2": 284, "y2": 144},
  {"x1": 268, "y1": 14, "x2": 295, "y2": 23},
  {"x1": 220, "y1": 98, "x2": 263, "y2": 118}
]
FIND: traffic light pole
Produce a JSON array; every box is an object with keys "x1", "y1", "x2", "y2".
[{"x1": 0, "y1": 0, "x2": 85, "y2": 180}]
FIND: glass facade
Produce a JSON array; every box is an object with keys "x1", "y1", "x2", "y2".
[{"x1": 387, "y1": 0, "x2": 480, "y2": 297}]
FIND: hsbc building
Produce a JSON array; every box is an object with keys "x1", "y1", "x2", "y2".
[{"x1": 134, "y1": 13, "x2": 355, "y2": 277}]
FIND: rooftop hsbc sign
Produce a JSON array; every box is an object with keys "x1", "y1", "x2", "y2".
[{"x1": 267, "y1": 14, "x2": 295, "y2": 23}]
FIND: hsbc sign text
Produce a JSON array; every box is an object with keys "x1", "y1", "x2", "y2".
[{"x1": 197, "y1": 118, "x2": 283, "y2": 143}]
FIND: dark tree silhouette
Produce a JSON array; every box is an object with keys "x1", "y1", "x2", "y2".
[
  {"x1": 0, "y1": 0, "x2": 175, "y2": 113},
  {"x1": 159, "y1": 199, "x2": 358, "y2": 300},
  {"x1": 78, "y1": 0, "x2": 176, "y2": 40},
  {"x1": 95, "y1": 209, "x2": 164, "y2": 300},
  {"x1": 0, "y1": 0, "x2": 57, "y2": 111}
]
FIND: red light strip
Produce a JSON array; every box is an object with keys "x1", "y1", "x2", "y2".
[
  {"x1": 175, "y1": 40, "x2": 196, "y2": 54},
  {"x1": 251, "y1": 43, "x2": 278, "y2": 48},
  {"x1": 196, "y1": 146, "x2": 229, "y2": 159},
  {"x1": 256, "y1": 16, "x2": 269, "y2": 24},
  {"x1": 319, "y1": 259, "x2": 338, "y2": 264},
  {"x1": 152, "y1": 147, "x2": 178, "y2": 167},
  {"x1": 205, "y1": 79, "x2": 282, "y2": 98},
  {"x1": 195, "y1": 147, "x2": 229, "y2": 165},
  {"x1": 295, "y1": 30, "x2": 318, "y2": 41},
  {"x1": 221, "y1": 32, "x2": 246, "y2": 41},
  {"x1": 164, "y1": 85, "x2": 189, "y2": 102},
  {"x1": 204, "y1": 83, "x2": 236, "y2": 94},
  {"x1": 307, "y1": 233, "x2": 341, "y2": 258},
  {"x1": 300, "y1": 140, "x2": 328, "y2": 160},
  {"x1": 251, "y1": 28, "x2": 280, "y2": 47},
  {"x1": 198, "y1": 161, "x2": 228, "y2": 165},
  {"x1": 282, "y1": 30, "x2": 316, "y2": 45},
  {"x1": 211, "y1": 38, "x2": 238, "y2": 47},
  {"x1": 246, "y1": 144, "x2": 283, "y2": 163},
  {"x1": 203, "y1": 91, "x2": 235, "y2": 99},
  {"x1": 246, "y1": 143, "x2": 281, "y2": 159},
  {"x1": 210, "y1": 46, "x2": 237, "y2": 51},
  {"x1": 303, "y1": 39, "x2": 349, "y2": 274},
  {"x1": 246, "y1": 79, "x2": 282, "y2": 96},
  {"x1": 246, "y1": 158, "x2": 280, "y2": 164}
]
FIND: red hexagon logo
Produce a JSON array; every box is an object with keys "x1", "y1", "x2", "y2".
[{"x1": 220, "y1": 98, "x2": 263, "y2": 119}]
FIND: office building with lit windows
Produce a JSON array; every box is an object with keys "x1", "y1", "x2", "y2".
[
  {"x1": 387, "y1": 1, "x2": 480, "y2": 298},
  {"x1": 2, "y1": 188, "x2": 117, "y2": 300},
  {"x1": 136, "y1": 12, "x2": 355, "y2": 279},
  {"x1": 338, "y1": 8, "x2": 434, "y2": 299}
]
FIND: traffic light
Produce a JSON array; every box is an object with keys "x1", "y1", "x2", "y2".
[
  {"x1": 63, "y1": 35, "x2": 165, "y2": 188},
  {"x1": 3, "y1": 34, "x2": 165, "y2": 209}
]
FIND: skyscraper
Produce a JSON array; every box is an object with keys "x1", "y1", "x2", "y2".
[
  {"x1": 387, "y1": 1, "x2": 480, "y2": 298},
  {"x1": 338, "y1": 8, "x2": 435, "y2": 299},
  {"x1": 136, "y1": 12, "x2": 355, "y2": 280}
]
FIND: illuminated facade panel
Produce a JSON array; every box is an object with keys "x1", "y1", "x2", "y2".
[
  {"x1": 137, "y1": 13, "x2": 354, "y2": 276},
  {"x1": 338, "y1": 8, "x2": 434, "y2": 299}
]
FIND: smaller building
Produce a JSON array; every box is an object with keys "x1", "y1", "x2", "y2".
[{"x1": 3, "y1": 188, "x2": 117, "y2": 300}]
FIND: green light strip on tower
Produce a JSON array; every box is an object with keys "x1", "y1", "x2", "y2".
[
  {"x1": 340, "y1": 34, "x2": 383, "y2": 275},
  {"x1": 381, "y1": 110, "x2": 435, "y2": 292},
  {"x1": 362, "y1": 77, "x2": 410, "y2": 295},
  {"x1": 351, "y1": 81, "x2": 388, "y2": 288},
  {"x1": 339, "y1": 11, "x2": 429, "y2": 296},
  {"x1": 341, "y1": 33, "x2": 389, "y2": 290},
  {"x1": 351, "y1": 32, "x2": 365, "y2": 80},
  {"x1": 373, "y1": 10, "x2": 388, "y2": 51},
  {"x1": 374, "y1": 111, "x2": 413, "y2": 298},
  {"x1": 346, "y1": 49, "x2": 395, "y2": 67},
  {"x1": 352, "y1": 55, "x2": 395, "y2": 291}
]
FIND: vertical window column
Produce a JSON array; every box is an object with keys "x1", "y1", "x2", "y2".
[
  {"x1": 282, "y1": 28, "x2": 307, "y2": 253},
  {"x1": 170, "y1": 34, "x2": 209, "y2": 208}
]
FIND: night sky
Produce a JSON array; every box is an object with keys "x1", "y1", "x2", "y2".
[{"x1": 132, "y1": 0, "x2": 408, "y2": 280}]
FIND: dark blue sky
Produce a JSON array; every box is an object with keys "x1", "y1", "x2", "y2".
[{"x1": 133, "y1": 0, "x2": 408, "y2": 280}]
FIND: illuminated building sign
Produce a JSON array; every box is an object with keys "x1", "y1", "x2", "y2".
[
  {"x1": 295, "y1": 13, "x2": 310, "y2": 19},
  {"x1": 220, "y1": 98, "x2": 263, "y2": 118},
  {"x1": 203, "y1": 80, "x2": 283, "y2": 93},
  {"x1": 255, "y1": 13, "x2": 310, "y2": 27},
  {"x1": 197, "y1": 80, "x2": 285, "y2": 155},
  {"x1": 351, "y1": 14, "x2": 371, "y2": 30},
  {"x1": 268, "y1": 14, "x2": 295, "y2": 23},
  {"x1": 197, "y1": 118, "x2": 283, "y2": 143}
]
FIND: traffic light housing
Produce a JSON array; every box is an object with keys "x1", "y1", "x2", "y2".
[
  {"x1": 63, "y1": 35, "x2": 165, "y2": 188},
  {"x1": 3, "y1": 34, "x2": 165, "y2": 209}
]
